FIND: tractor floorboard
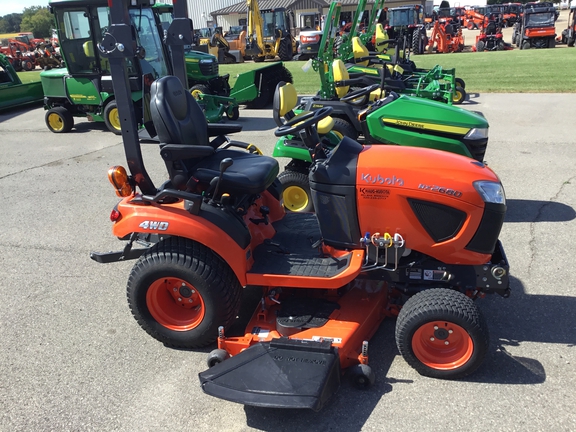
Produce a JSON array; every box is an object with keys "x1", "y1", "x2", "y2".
[{"x1": 249, "y1": 212, "x2": 351, "y2": 278}]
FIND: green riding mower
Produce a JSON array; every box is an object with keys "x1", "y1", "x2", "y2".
[{"x1": 274, "y1": 74, "x2": 488, "y2": 212}]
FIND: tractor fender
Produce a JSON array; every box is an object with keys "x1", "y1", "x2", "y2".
[{"x1": 112, "y1": 198, "x2": 252, "y2": 285}]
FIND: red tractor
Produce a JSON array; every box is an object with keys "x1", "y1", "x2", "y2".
[{"x1": 474, "y1": 13, "x2": 512, "y2": 51}]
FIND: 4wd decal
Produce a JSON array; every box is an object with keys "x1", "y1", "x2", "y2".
[
  {"x1": 138, "y1": 221, "x2": 169, "y2": 230},
  {"x1": 361, "y1": 173, "x2": 404, "y2": 186}
]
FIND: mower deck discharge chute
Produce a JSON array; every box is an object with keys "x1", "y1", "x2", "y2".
[{"x1": 92, "y1": 0, "x2": 511, "y2": 412}]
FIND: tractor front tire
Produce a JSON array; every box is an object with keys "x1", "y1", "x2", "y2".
[
  {"x1": 455, "y1": 77, "x2": 466, "y2": 90},
  {"x1": 22, "y1": 59, "x2": 34, "y2": 71},
  {"x1": 45, "y1": 107, "x2": 74, "y2": 133},
  {"x1": 126, "y1": 237, "x2": 243, "y2": 348},
  {"x1": 395, "y1": 288, "x2": 489, "y2": 379},
  {"x1": 522, "y1": 41, "x2": 531, "y2": 50},
  {"x1": 452, "y1": 86, "x2": 466, "y2": 105},
  {"x1": 476, "y1": 40, "x2": 485, "y2": 52},
  {"x1": 104, "y1": 101, "x2": 122, "y2": 135},
  {"x1": 190, "y1": 84, "x2": 211, "y2": 100},
  {"x1": 278, "y1": 170, "x2": 313, "y2": 213}
]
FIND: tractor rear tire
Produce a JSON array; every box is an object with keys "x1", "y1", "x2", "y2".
[
  {"x1": 278, "y1": 170, "x2": 313, "y2": 213},
  {"x1": 476, "y1": 40, "x2": 485, "y2": 52},
  {"x1": 395, "y1": 288, "x2": 489, "y2": 379},
  {"x1": 253, "y1": 55, "x2": 265, "y2": 62},
  {"x1": 496, "y1": 41, "x2": 504, "y2": 51},
  {"x1": 104, "y1": 101, "x2": 122, "y2": 135},
  {"x1": 331, "y1": 118, "x2": 358, "y2": 140},
  {"x1": 127, "y1": 237, "x2": 243, "y2": 349},
  {"x1": 569, "y1": 37, "x2": 575, "y2": 48},
  {"x1": 548, "y1": 38, "x2": 555, "y2": 48},
  {"x1": 411, "y1": 30, "x2": 421, "y2": 54},
  {"x1": 453, "y1": 86, "x2": 466, "y2": 105},
  {"x1": 190, "y1": 84, "x2": 211, "y2": 100},
  {"x1": 45, "y1": 107, "x2": 74, "y2": 133}
]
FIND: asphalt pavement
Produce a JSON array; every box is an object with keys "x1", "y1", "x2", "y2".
[{"x1": 1, "y1": 93, "x2": 575, "y2": 432}]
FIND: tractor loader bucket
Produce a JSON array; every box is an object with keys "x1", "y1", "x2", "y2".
[
  {"x1": 231, "y1": 63, "x2": 293, "y2": 108},
  {"x1": 199, "y1": 338, "x2": 341, "y2": 411}
]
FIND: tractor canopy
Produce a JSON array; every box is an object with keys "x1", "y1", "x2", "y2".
[{"x1": 524, "y1": 11, "x2": 556, "y2": 28}]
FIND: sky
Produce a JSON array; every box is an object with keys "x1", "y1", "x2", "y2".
[{"x1": 0, "y1": 0, "x2": 50, "y2": 16}]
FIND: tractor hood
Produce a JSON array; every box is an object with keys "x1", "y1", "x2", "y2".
[
  {"x1": 371, "y1": 94, "x2": 488, "y2": 131},
  {"x1": 184, "y1": 50, "x2": 217, "y2": 62}
]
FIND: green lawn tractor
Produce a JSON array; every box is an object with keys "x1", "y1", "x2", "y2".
[
  {"x1": 41, "y1": 0, "x2": 239, "y2": 134},
  {"x1": 274, "y1": 77, "x2": 488, "y2": 212}
]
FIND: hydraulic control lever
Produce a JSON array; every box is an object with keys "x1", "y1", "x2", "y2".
[{"x1": 209, "y1": 158, "x2": 233, "y2": 205}]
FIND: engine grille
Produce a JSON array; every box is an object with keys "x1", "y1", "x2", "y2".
[
  {"x1": 199, "y1": 62, "x2": 218, "y2": 76},
  {"x1": 408, "y1": 199, "x2": 466, "y2": 243}
]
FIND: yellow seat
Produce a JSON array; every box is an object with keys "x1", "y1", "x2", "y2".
[
  {"x1": 374, "y1": 24, "x2": 389, "y2": 53},
  {"x1": 332, "y1": 59, "x2": 350, "y2": 98},
  {"x1": 273, "y1": 82, "x2": 335, "y2": 134},
  {"x1": 351, "y1": 37, "x2": 369, "y2": 66}
]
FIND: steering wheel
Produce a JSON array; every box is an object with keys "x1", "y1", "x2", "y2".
[
  {"x1": 340, "y1": 83, "x2": 381, "y2": 105},
  {"x1": 274, "y1": 106, "x2": 333, "y2": 137}
]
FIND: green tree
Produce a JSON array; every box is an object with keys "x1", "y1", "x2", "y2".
[
  {"x1": 20, "y1": 7, "x2": 53, "y2": 38},
  {"x1": 0, "y1": 13, "x2": 23, "y2": 33}
]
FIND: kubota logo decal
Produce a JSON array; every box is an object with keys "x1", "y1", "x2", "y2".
[
  {"x1": 361, "y1": 173, "x2": 404, "y2": 186},
  {"x1": 138, "y1": 221, "x2": 169, "y2": 230}
]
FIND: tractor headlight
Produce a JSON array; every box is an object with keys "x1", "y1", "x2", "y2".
[
  {"x1": 200, "y1": 59, "x2": 214, "y2": 64},
  {"x1": 474, "y1": 181, "x2": 506, "y2": 205},
  {"x1": 464, "y1": 128, "x2": 489, "y2": 140}
]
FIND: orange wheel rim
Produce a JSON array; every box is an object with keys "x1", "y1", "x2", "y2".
[
  {"x1": 412, "y1": 321, "x2": 473, "y2": 370},
  {"x1": 146, "y1": 277, "x2": 205, "y2": 331}
]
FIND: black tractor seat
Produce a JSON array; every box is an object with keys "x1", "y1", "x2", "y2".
[{"x1": 149, "y1": 75, "x2": 278, "y2": 196}]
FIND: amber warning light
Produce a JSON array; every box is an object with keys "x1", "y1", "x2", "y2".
[{"x1": 108, "y1": 166, "x2": 133, "y2": 197}]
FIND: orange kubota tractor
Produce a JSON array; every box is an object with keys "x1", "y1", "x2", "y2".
[
  {"x1": 93, "y1": 0, "x2": 511, "y2": 412},
  {"x1": 427, "y1": 4, "x2": 465, "y2": 53}
]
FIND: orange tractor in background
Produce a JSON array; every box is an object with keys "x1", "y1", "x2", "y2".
[
  {"x1": 464, "y1": 6, "x2": 486, "y2": 30},
  {"x1": 473, "y1": 13, "x2": 513, "y2": 51},
  {"x1": 427, "y1": 4, "x2": 465, "y2": 53}
]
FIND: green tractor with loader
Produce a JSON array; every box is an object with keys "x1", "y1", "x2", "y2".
[{"x1": 40, "y1": 0, "x2": 292, "y2": 134}]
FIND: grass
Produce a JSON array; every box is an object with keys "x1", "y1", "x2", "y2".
[
  {"x1": 220, "y1": 48, "x2": 576, "y2": 94},
  {"x1": 16, "y1": 70, "x2": 42, "y2": 83},
  {"x1": 17, "y1": 48, "x2": 575, "y2": 93}
]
